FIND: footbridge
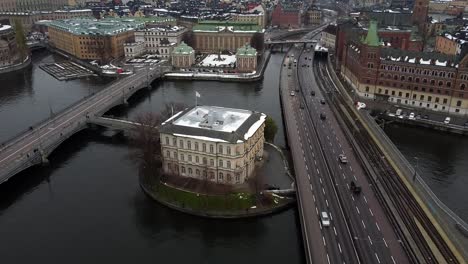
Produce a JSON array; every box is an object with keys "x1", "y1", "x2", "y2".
[{"x1": 0, "y1": 65, "x2": 170, "y2": 184}]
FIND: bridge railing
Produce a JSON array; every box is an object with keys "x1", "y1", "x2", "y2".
[{"x1": 0, "y1": 67, "x2": 164, "y2": 152}]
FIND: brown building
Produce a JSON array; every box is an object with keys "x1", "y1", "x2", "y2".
[
  {"x1": 192, "y1": 21, "x2": 263, "y2": 54},
  {"x1": 271, "y1": 1, "x2": 302, "y2": 29},
  {"x1": 46, "y1": 18, "x2": 145, "y2": 62},
  {"x1": 412, "y1": 0, "x2": 429, "y2": 25},
  {"x1": 341, "y1": 21, "x2": 468, "y2": 115},
  {"x1": 435, "y1": 33, "x2": 464, "y2": 55}
]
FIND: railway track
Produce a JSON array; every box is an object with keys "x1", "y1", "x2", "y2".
[{"x1": 313, "y1": 58, "x2": 460, "y2": 263}]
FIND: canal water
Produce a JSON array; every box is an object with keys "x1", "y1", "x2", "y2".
[{"x1": 0, "y1": 51, "x2": 304, "y2": 263}]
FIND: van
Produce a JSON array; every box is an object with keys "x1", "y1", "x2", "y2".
[
  {"x1": 321, "y1": 211, "x2": 330, "y2": 227},
  {"x1": 444, "y1": 117, "x2": 451, "y2": 124}
]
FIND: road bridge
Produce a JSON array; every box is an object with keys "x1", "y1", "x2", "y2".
[{"x1": 0, "y1": 65, "x2": 170, "y2": 184}]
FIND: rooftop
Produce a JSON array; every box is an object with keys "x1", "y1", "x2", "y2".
[
  {"x1": 0, "y1": 24, "x2": 12, "y2": 32},
  {"x1": 45, "y1": 17, "x2": 146, "y2": 36},
  {"x1": 236, "y1": 44, "x2": 257, "y2": 56},
  {"x1": 160, "y1": 106, "x2": 266, "y2": 143},
  {"x1": 172, "y1": 41, "x2": 194, "y2": 55}
]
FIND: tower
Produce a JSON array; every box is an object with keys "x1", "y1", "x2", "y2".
[{"x1": 412, "y1": 0, "x2": 429, "y2": 25}]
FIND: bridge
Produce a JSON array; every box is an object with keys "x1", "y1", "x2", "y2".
[
  {"x1": 265, "y1": 39, "x2": 317, "y2": 45},
  {"x1": 0, "y1": 65, "x2": 170, "y2": 184}
]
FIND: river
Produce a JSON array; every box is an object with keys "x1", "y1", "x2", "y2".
[{"x1": 0, "y1": 51, "x2": 303, "y2": 263}]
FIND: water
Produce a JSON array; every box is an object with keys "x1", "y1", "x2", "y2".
[
  {"x1": 0, "y1": 51, "x2": 304, "y2": 263},
  {"x1": 385, "y1": 124, "x2": 468, "y2": 222}
]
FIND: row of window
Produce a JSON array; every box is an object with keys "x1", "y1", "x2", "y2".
[
  {"x1": 175, "y1": 152, "x2": 236, "y2": 169},
  {"x1": 165, "y1": 136, "x2": 237, "y2": 155},
  {"x1": 379, "y1": 73, "x2": 454, "y2": 88},
  {"x1": 369, "y1": 86, "x2": 463, "y2": 106},
  {"x1": 379, "y1": 64, "x2": 456, "y2": 78}
]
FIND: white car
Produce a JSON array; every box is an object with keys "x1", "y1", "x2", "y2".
[
  {"x1": 444, "y1": 117, "x2": 451, "y2": 124},
  {"x1": 409, "y1": 112, "x2": 415, "y2": 120},
  {"x1": 338, "y1": 154, "x2": 348, "y2": 164},
  {"x1": 321, "y1": 211, "x2": 330, "y2": 227},
  {"x1": 356, "y1": 102, "x2": 366, "y2": 110},
  {"x1": 290, "y1": 91, "x2": 295, "y2": 96}
]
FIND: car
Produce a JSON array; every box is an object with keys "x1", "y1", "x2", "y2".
[
  {"x1": 290, "y1": 91, "x2": 295, "y2": 96},
  {"x1": 338, "y1": 154, "x2": 348, "y2": 164},
  {"x1": 395, "y1": 109, "x2": 403, "y2": 116},
  {"x1": 321, "y1": 211, "x2": 330, "y2": 227},
  {"x1": 294, "y1": 59, "x2": 297, "y2": 63},
  {"x1": 311, "y1": 90, "x2": 315, "y2": 96},
  {"x1": 416, "y1": 114, "x2": 421, "y2": 119},
  {"x1": 296, "y1": 88, "x2": 300, "y2": 92},
  {"x1": 444, "y1": 117, "x2": 451, "y2": 124},
  {"x1": 300, "y1": 104, "x2": 305, "y2": 109},
  {"x1": 409, "y1": 112, "x2": 415, "y2": 120},
  {"x1": 423, "y1": 115, "x2": 429, "y2": 119},
  {"x1": 320, "y1": 113, "x2": 326, "y2": 120},
  {"x1": 356, "y1": 102, "x2": 366, "y2": 110},
  {"x1": 320, "y1": 99, "x2": 326, "y2": 105}
]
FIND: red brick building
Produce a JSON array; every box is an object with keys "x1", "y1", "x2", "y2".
[
  {"x1": 271, "y1": 2, "x2": 302, "y2": 29},
  {"x1": 341, "y1": 21, "x2": 468, "y2": 115}
]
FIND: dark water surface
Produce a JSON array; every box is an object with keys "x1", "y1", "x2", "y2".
[{"x1": 0, "y1": 52, "x2": 304, "y2": 263}]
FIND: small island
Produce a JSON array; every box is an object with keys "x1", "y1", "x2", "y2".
[{"x1": 134, "y1": 105, "x2": 295, "y2": 218}]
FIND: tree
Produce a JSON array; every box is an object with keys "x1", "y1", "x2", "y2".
[
  {"x1": 14, "y1": 19, "x2": 27, "y2": 60},
  {"x1": 264, "y1": 116, "x2": 278, "y2": 143},
  {"x1": 250, "y1": 32, "x2": 264, "y2": 52}
]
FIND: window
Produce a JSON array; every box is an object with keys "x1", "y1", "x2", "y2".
[
  {"x1": 218, "y1": 172, "x2": 224, "y2": 180},
  {"x1": 406, "y1": 93, "x2": 410, "y2": 98},
  {"x1": 227, "y1": 161, "x2": 231, "y2": 169},
  {"x1": 461, "y1": 83, "x2": 466, "y2": 90},
  {"x1": 203, "y1": 157, "x2": 207, "y2": 165},
  {"x1": 209, "y1": 172, "x2": 215, "y2": 179},
  {"x1": 391, "y1": 91, "x2": 395, "y2": 96},
  {"x1": 218, "y1": 145, "x2": 223, "y2": 154},
  {"x1": 428, "y1": 96, "x2": 432, "y2": 102},
  {"x1": 435, "y1": 97, "x2": 440, "y2": 103},
  {"x1": 227, "y1": 174, "x2": 232, "y2": 182},
  {"x1": 219, "y1": 159, "x2": 223, "y2": 167},
  {"x1": 210, "y1": 159, "x2": 214, "y2": 166},
  {"x1": 181, "y1": 166, "x2": 186, "y2": 173},
  {"x1": 443, "y1": 98, "x2": 448, "y2": 104},
  {"x1": 179, "y1": 140, "x2": 184, "y2": 148},
  {"x1": 195, "y1": 142, "x2": 199, "y2": 151},
  {"x1": 398, "y1": 92, "x2": 402, "y2": 97},
  {"x1": 188, "y1": 168, "x2": 193, "y2": 175},
  {"x1": 420, "y1": 95, "x2": 424, "y2": 100},
  {"x1": 188, "y1": 140, "x2": 192, "y2": 149},
  {"x1": 172, "y1": 138, "x2": 176, "y2": 146},
  {"x1": 180, "y1": 154, "x2": 184, "y2": 161},
  {"x1": 447, "y1": 82, "x2": 451, "y2": 87},
  {"x1": 202, "y1": 143, "x2": 206, "y2": 152},
  {"x1": 413, "y1": 94, "x2": 417, "y2": 99},
  {"x1": 196, "y1": 156, "x2": 199, "y2": 163},
  {"x1": 166, "y1": 150, "x2": 170, "y2": 158},
  {"x1": 235, "y1": 174, "x2": 240, "y2": 182},
  {"x1": 210, "y1": 144, "x2": 214, "y2": 153},
  {"x1": 196, "y1": 169, "x2": 200, "y2": 176},
  {"x1": 188, "y1": 155, "x2": 192, "y2": 162},
  {"x1": 165, "y1": 137, "x2": 169, "y2": 145},
  {"x1": 227, "y1": 146, "x2": 231, "y2": 155},
  {"x1": 457, "y1": 100, "x2": 462, "y2": 107}
]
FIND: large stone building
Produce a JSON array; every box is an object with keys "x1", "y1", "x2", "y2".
[
  {"x1": 341, "y1": 21, "x2": 468, "y2": 115},
  {"x1": 0, "y1": 0, "x2": 68, "y2": 12},
  {"x1": 192, "y1": 21, "x2": 263, "y2": 54},
  {"x1": 171, "y1": 41, "x2": 195, "y2": 68},
  {"x1": 435, "y1": 32, "x2": 468, "y2": 56},
  {"x1": 0, "y1": 24, "x2": 20, "y2": 67},
  {"x1": 320, "y1": 24, "x2": 336, "y2": 50},
  {"x1": 271, "y1": 1, "x2": 302, "y2": 29},
  {"x1": 236, "y1": 43, "x2": 257, "y2": 72},
  {"x1": 307, "y1": 7, "x2": 322, "y2": 25},
  {"x1": 134, "y1": 25, "x2": 187, "y2": 59},
  {"x1": 46, "y1": 18, "x2": 146, "y2": 62},
  {"x1": 159, "y1": 106, "x2": 266, "y2": 185},
  {"x1": 230, "y1": 12, "x2": 266, "y2": 29}
]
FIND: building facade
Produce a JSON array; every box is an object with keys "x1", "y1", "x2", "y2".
[
  {"x1": 192, "y1": 21, "x2": 263, "y2": 53},
  {"x1": 124, "y1": 41, "x2": 145, "y2": 58},
  {"x1": 271, "y1": 2, "x2": 302, "y2": 29},
  {"x1": 0, "y1": 24, "x2": 20, "y2": 67},
  {"x1": 341, "y1": 21, "x2": 468, "y2": 115},
  {"x1": 160, "y1": 106, "x2": 266, "y2": 185},
  {"x1": 230, "y1": 12, "x2": 265, "y2": 29},
  {"x1": 46, "y1": 18, "x2": 145, "y2": 62},
  {"x1": 0, "y1": 0, "x2": 68, "y2": 12},
  {"x1": 171, "y1": 41, "x2": 195, "y2": 68},
  {"x1": 320, "y1": 24, "x2": 336, "y2": 50},
  {"x1": 236, "y1": 43, "x2": 257, "y2": 72},
  {"x1": 435, "y1": 33, "x2": 467, "y2": 56},
  {"x1": 134, "y1": 25, "x2": 187, "y2": 59},
  {"x1": 307, "y1": 8, "x2": 321, "y2": 25}
]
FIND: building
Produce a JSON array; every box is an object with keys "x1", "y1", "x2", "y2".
[
  {"x1": 341, "y1": 20, "x2": 468, "y2": 115},
  {"x1": 159, "y1": 105, "x2": 266, "y2": 185},
  {"x1": 46, "y1": 18, "x2": 146, "y2": 62},
  {"x1": 307, "y1": 7, "x2": 321, "y2": 25},
  {"x1": 230, "y1": 12, "x2": 266, "y2": 29},
  {"x1": 236, "y1": 43, "x2": 257, "y2": 72},
  {"x1": 320, "y1": 24, "x2": 336, "y2": 50},
  {"x1": 124, "y1": 41, "x2": 145, "y2": 58},
  {"x1": 0, "y1": 0, "x2": 68, "y2": 12},
  {"x1": 271, "y1": 1, "x2": 302, "y2": 29},
  {"x1": 134, "y1": 25, "x2": 187, "y2": 59},
  {"x1": 435, "y1": 32, "x2": 468, "y2": 55},
  {"x1": 412, "y1": 0, "x2": 429, "y2": 25},
  {"x1": 171, "y1": 41, "x2": 195, "y2": 68},
  {"x1": 0, "y1": 24, "x2": 20, "y2": 67},
  {"x1": 192, "y1": 21, "x2": 263, "y2": 53}
]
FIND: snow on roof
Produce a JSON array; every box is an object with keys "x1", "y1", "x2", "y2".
[
  {"x1": 435, "y1": 60, "x2": 447, "y2": 66},
  {"x1": 162, "y1": 111, "x2": 184, "y2": 125},
  {"x1": 173, "y1": 133, "x2": 229, "y2": 143},
  {"x1": 172, "y1": 106, "x2": 252, "y2": 133},
  {"x1": 420, "y1": 58, "x2": 431, "y2": 65},
  {"x1": 199, "y1": 54, "x2": 236, "y2": 68},
  {"x1": 0, "y1": 24, "x2": 12, "y2": 31},
  {"x1": 244, "y1": 114, "x2": 266, "y2": 140}
]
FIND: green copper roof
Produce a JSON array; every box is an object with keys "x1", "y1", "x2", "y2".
[
  {"x1": 363, "y1": 20, "x2": 380, "y2": 47},
  {"x1": 193, "y1": 20, "x2": 262, "y2": 33},
  {"x1": 172, "y1": 41, "x2": 194, "y2": 55},
  {"x1": 236, "y1": 44, "x2": 257, "y2": 56}
]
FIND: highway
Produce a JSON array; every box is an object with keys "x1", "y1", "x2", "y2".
[
  {"x1": 0, "y1": 66, "x2": 166, "y2": 183},
  {"x1": 281, "y1": 42, "x2": 411, "y2": 263}
]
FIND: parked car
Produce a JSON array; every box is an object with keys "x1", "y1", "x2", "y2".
[
  {"x1": 320, "y1": 99, "x2": 326, "y2": 105},
  {"x1": 311, "y1": 90, "x2": 315, "y2": 96},
  {"x1": 290, "y1": 91, "x2": 295, "y2": 96},
  {"x1": 444, "y1": 117, "x2": 451, "y2": 124},
  {"x1": 409, "y1": 112, "x2": 415, "y2": 120},
  {"x1": 338, "y1": 154, "x2": 348, "y2": 163},
  {"x1": 320, "y1": 113, "x2": 326, "y2": 120},
  {"x1": 350, "y1": 181, "x2": 362, "y2": 195},
  {"x1": 423, "y1": 115, "x2": 429, "y2": 119},
  {"x1": 321, "y1": 211, "x2": 330, "y2": 227},
  {"x1": 300, "y1": 104, "x2": 305, "y2": 109}
]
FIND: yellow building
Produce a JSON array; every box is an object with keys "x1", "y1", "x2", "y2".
[
  {"x1": 160, "y1": 106, "x2": 266, "y2": 185},
  {"x1": 46, "y1": 18, "x2": 146, "y2": 62},
  {"x1": 435, "y1": 33, "x2": 466, "y2": 55}
]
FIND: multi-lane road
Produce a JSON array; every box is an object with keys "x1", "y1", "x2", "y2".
[{"x1": 281, "y1": 44, "x2": 410, "y2": 263}]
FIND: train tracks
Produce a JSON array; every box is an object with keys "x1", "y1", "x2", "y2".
[{"x1": 313, "y1": 58, "x2": 460, "y2": 263}]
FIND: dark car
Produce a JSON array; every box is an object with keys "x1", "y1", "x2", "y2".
[
  {"x1": 311, "y1": 90, "x2": 315, "y2": 96},
  {"x1": 464, "y1": 121, "x2": 468, "y2": 127},
  {"x1": 320, "y1": 113, "x2": 326, "y2": 120},
  {"x1": 300, "y1": 104, "x2": 305, "y2": 109},
  {"x1": 320, "y1": 99, "x2": 326, "y2": 105},
  {"x1": 422, "y1": 115, "x2": 429, "y2": 119}
]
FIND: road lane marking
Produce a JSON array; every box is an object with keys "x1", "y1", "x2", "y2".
[
  {"x1": 353, "y1": 175, "x2": 357, "y2": 181},
  {"x1": 329, "y1": 212, "x2": 333, "y2": 220},
  {"x1": 316, "y1": 168, "x2": 320, "y2": 174},
  {"x1": 350, "y1": 166, "x2": 353, "y2": 172},
  {"x1": 343, "y1": 173, "x2": 346, "y2": 179},
  {"x1": 322, "y1": 188, "x2": 326, "y2": 195},
  {"x1": 355, "y1": 206, "x2": 360, "y2": 214},
  {"x1": 383, "y1": 238, "x2": 389, "y2": 248},
  {"x1": 363, "y1": 196, "x2": 368, "y2": 204},
  {"x1": 314, "y1": 160, "x2": 317, "y2": 165},
  {"x1": 338, "y1": 243, "x2": 342, "y2": 253},
  {"x1": 310, "y1": 184, "x2": 313, "y2": 191},
  {"x1": 327, "y1": 254, "x2": 330, "y2": 264},
  {"x1": 306, "y1": 165, "x2": 309, "y2": 171},
  {"x1": 376, "y1": 222, "x2": 381, "y2": 232},
  {"x1": 339, "y1": 143, "x2": 342, "y2": 148},
  {"x1": 362, "y1": 220, "x2": 366, "y2": 229},
  {"x1": 319, "y1": 177, "x2": 322, "y2": 184},
  {"x1": 333, "y1": 226, "x2": 337, "y2": 236},
  {"x1": 391, "y1": 256, "x2": 396, "y2": 264},
  {"x1": 323, "y1": 236, "x2": 326, "y2": 246},
  {"x1": 368, "y1": 235, "x2": 373, "y2": 245},
  {"x1": 315, "y1": 206, "x2": 319, "y2": 215},
  {"x1": 339, "y1": 165, "x2": 342, "y2": 170},
  {"x1": 313, "y1": 194, "x2": 316, "y2": 202},
  {"x1": 351, "y1": 195, "x2": 355, "y2": 201},
  {"x1": 326, "y1": 199, "x2": 329, "y2": 207},
  {"x1": 369, "y1": 208, "x2": 374, "y2": 216},
  {"x1": 375, "y1": 253, "x2": 381, "y2": 264},
  {"x1": 308, "y1": 174, "x2": 311, "y2": 180}
]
